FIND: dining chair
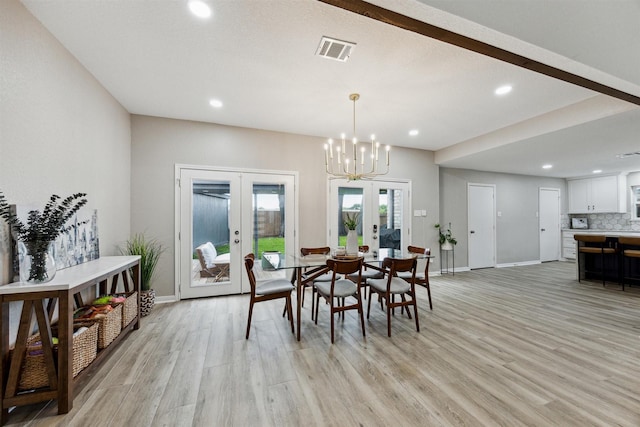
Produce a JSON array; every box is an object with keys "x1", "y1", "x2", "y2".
[
  {"x1": 397, "y1": 246, "x2": 432, "y2": 309},
  {"x1": 314, "y1": 257, "x2": 366, "y2": 343},
  {"x1": 300, "y1": 247, "x2": 337, "y2": 319},
  {"x1": 346, "y1": 245, "x2": 383, "y2": 300},
  {"x1": 367, "y1": 257, "x2": 419, "y2": 337},
  {"x1": 244, "y1": 253, "x2": 295, "y2": 339}
]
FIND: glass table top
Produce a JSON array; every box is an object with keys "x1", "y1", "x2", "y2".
[{"x1": 261, "y1": 248, "x2": 433, "y2": 270}]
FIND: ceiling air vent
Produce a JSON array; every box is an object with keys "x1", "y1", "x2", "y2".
[{"x1": 316, "y1": 36, "x2": 356, "y2": 62}]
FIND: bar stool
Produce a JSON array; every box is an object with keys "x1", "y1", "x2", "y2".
[
  {"x1": 618, "y1": 236, "x2": 640, "y2": 291},
  {"x1": 573, "y1": 234, "x2": 617, "y2": 286}
]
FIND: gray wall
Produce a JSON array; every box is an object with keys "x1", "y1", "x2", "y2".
[
  {"x1": 0, "y1": 0, "x2": 132, "y2": 279},
  {"x1": 1, "y1": 0, "x2": 131, "y2": 343},
  {"x1": 439, "y1": 168, "x2": 568, "y2": 268},
  {"x1": 131, "y1": 115, "x2": 440, "y2": 298}
]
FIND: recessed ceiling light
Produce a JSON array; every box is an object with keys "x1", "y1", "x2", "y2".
[
  {"x1": 592, "y1": 169, "x2": 602, "y2": 174},
  {"x1": 409, "y1": 129, "x2": 419, "y2": 136},
  {"x1": 189, "y1": 0, "x2": 212, "y2": 18},
  {"x1": 542, "y1": 164, "x2": 552, "y2": 169},
  {"x1": 209, "y1": 99, "x2": 223, "y2": 108},
  {"x1": 495, "y1": 85, "x2": 512, "y2": 96}
]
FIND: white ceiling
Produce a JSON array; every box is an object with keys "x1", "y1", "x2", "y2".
[{"x1": 22, "y1": 0, "x2": 640, "y2": 178}]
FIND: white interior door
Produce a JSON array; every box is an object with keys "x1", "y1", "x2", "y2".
[
  {"x1": 328, "y1": 180, "x2": 410, "y2": 252},
  {"x1": 177, "y1": 167, "x2": 296, "y2": 299},
  {"x1": 539, "y1": 187, "x2": 560, "y2": 262},
  {"x1": 468, "y1": 183, "x2": 496, "y2": 269}
]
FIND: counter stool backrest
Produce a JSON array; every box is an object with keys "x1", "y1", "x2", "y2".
[
  {"x1": 618, "y1": 236, "x2": 640, "y2": 248},
  {"x1": 574, "y1": 234, "x2": 607, "y2": 244}
]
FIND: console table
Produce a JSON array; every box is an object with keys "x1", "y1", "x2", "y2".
[{"x1": 0, "y1": 256, "x2": 140, "y2": 424}]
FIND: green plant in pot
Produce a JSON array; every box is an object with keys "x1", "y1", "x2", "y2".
[
  {"x1": 0, "y1": 192, "x2": 87, "y2": 283},
  {"x1": 435, "y1": 222, "x2": 457, "y2": 249},
  {"x1": 120, "y1": 233, "x2": 165, "y2": 317}
]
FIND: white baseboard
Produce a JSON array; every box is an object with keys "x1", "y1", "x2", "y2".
[
  {"x1": 155, "y1": 295, "x2": 179, "y2": 304},
  {"x1": 429, "y1": 266, "x2": 470, "y2": 276},
  {"x1": 496, "y1": 260, "x2": 541, "y2": 268}
]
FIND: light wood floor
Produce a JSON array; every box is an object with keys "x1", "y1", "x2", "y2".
[{"x1": 6, "y1": 261, "x2": 640, "y2": 426}]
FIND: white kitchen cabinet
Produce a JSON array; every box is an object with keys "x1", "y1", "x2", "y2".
[
  {"x1": 567, "y1": 174, "x2": 627, "y2": 213},
  {"x1": 562, "y1": 231, "x2": 576, "y2": 259}
]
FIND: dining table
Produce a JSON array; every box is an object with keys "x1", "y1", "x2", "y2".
[{"x1": 263, "y1": 248, "x2": 434, "y2": 341}]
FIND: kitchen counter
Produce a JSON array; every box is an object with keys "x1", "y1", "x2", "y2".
[{"x1": 562, "y1": 229, "x2": 640, "y2": 237}]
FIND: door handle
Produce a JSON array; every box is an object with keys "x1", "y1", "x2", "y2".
[
  {"x1": 234, "y1": 239, "x2": 240, "y2": 244},
  {"x1": 470, "y1": 230, "x2": 475, "y2": 234},
  {"x1": 372, "y1": 235, "x2": 378, "y2": 240},
  {"x1": 541, "y1": 228, "x2": 546, "y2": 232}
]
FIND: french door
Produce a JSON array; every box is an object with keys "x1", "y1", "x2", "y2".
[
  {"x1": 328, "y1": 179, "x2": 411, "y2": 253},
  {"x1": 177, "y1": 167, "x2": 296, "y2": 299}
]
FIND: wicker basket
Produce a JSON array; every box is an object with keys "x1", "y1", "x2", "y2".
[
  {"x1": 113, "y1": 292, "x2": 138, "y2": 328},
  {"x1": 15, "y1": 322, "x2": 98, "y2": 390},
  {"x1": 76, "y1": 304, "x2": 122, "y2": 349}
]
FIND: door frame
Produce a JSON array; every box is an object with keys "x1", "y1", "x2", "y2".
[
  {"x1": 327, "y1": 178, "x2": 411, "y2": 252},
  {"x1": 539, "y1": 187, "x2": 561, "y2": 262},
  {"x1": 174, "y1": 164, "x2": 299, "y2": 300},
  {"x1": 467, "y1": 183, "x2": 496, "y2": 269}
]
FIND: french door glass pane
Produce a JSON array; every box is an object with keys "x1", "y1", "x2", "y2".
[
  {"x1": 192, "y1": 180, "x2": 231, "y2": 285},
  {"x1": 379, "y1": 188, "x2": 402, "y2": 250},
  {"x1": 251, "y1": 183, "x2": 287, "y2": 279},
  {"x1": 337, "y1": 187, "x2": 363, "y2": 247}
]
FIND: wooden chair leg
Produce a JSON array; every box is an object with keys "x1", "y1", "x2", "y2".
[
  {"x1": 330, "y1": 298, "x2": 335, "y2": 344},
  {"x1": 286, "y1": 295, "x2": 294, "y2": 334},
  {"x1": 413, "y1": 295, "x2": 420, "y2": 332},
  {"x1": 314, "y1": 292, "x2": 320, "y2": 325},
  {"x1": 426, "y1": 284, "x2": 433, "y2": 310},
  {"x1": 366, "y1": 290, "x2": 373, "y2": 319},
  {"x1": 386, "y1": 293, "x2": 392, "y2": 337},
  {"x1": 246, "y1": 299, "x2": 254, "y2": 339},
  {"x1": 401, "y1": 294, "x2": 412, "y2": 319},
  {"x1": 357, "y1": 293, "x2": 366, "y2": 337}
]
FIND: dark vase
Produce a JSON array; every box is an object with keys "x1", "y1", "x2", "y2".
[{"x1": 140, "y1": 289, "x2": 156, "y2": 317}]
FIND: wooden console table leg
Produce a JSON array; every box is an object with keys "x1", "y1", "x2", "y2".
[
  {"x1": 0, "y1": 301, "x2": 8, "y2": 424},
  {"x1": 131, "y1": 263, "x2": 141, "y2": 330},
  {"x1": 57, "y1": 290, "x2": 73, "y2": 414}
]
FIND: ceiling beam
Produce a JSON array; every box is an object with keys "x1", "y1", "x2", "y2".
[{"x1": 319, "y1": 0, "x2": 640, "y2": 107}]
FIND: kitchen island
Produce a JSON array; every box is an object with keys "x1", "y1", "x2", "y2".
[{"x1": 568, "y1": 230, "x2": 640, "y2": 287}]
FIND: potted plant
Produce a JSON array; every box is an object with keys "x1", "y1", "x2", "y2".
[
  {"x1": 435, "y1": 222, "x2": 457, "y2": 250},
  {"x1": 344, "y1": 212, "x2": 360, "y2": 255},
  {"x1": 0, "y1": 192, "x2": 87, "y2": 283},
  {"x1": 120, "y1": 233, "x2": 165, "y2": 316}
]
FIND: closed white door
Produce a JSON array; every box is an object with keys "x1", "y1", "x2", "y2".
[
  {"x1": 178, "y1": 167, "x2": 295, "y2": 299},
  {"x1": 468, "y1": 183, "x2": 496, "y2": 269},
  {"x1": 328, "y1": 180, "x2": 410, "y2": 253},
  {"x1": 539, "y1": 188, "x2": 560, "y2": 262}
]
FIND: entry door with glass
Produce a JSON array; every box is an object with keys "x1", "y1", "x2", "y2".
[
  {"x1": 178, "y1": 168, "x2": 295, "y2": 299},
  {"x1": 328, "y1": 180, "x2": 410, "y2": 253}
]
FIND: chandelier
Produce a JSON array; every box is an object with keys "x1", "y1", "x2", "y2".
[{"x1": 324, "y1": 93, "x2": 390, "y2": 180}]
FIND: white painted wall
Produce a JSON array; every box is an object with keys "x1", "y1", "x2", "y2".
[
  {"x1": 0, "y1": 0, "x2": 132, "y2": 282},
  {"x1": 131, "y1": 115, "x2": 439, "y2": 298},
  {"x1": 439, "y1": 168, "x2": 568, "y2": 268}
]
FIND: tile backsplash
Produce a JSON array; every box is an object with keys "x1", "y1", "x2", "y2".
[{"x1": 565, "y1": 213, "x2": 640, "y2": 231}]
